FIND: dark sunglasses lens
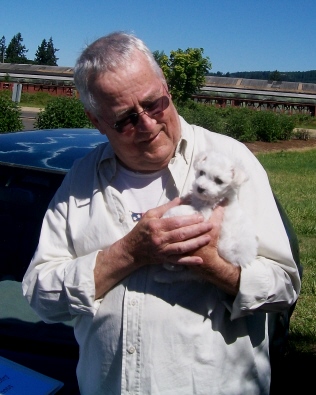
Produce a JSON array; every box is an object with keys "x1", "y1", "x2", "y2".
[
  {"x1": 115, "y1": 114, "x2": 138, "y2": 133},
  {"x1": 129, "y1": 113, "x2": 139, "y2": 126},
  {"x1": 114, "y1": 94, "x2": 170, "y2": 133},
  {"x1": 114, "y1": 122, "x2": 124, "y2": 133},
  {"x1": 160, "y1": 96, "x2": 169, "y2": 113}
]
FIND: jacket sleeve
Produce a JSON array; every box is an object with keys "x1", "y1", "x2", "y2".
[
  {"x1": 226, "y1": 143, "x2": 301, "y2": 319},
  {"x1": 22, "y1": 166, "x2": 101, "y2": 323}
]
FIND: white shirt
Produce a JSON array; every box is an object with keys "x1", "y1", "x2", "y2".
[
  {"x1": 22, "y1": 116, "x2": 300, "y2": 395},
  {"x1": 111, "y1": 163, "x2": 170, "y2": 216}
]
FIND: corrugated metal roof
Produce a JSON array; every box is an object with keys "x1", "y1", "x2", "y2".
[{"x1": 205, "y1": 76, "x2": 316, "y2": 95}]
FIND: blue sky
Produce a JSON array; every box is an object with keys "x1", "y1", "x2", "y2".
[{"x1": 2, "y1": 0, "x2": 316, "y2": 73}]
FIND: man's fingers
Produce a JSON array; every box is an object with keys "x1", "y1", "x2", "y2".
[
  {"x1": 163, "y1": 232, "x2": 212, "y2": 257},
  {"x1": 144, "y1": 197, "x2": 182, "y2": 219}
]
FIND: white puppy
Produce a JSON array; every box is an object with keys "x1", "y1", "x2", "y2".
[{"x1": 155, "y1": 151, "x2": 258, "y2": 282}]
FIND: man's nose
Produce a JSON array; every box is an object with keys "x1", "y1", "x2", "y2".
[{"x1": 136, "y1": 112, "x2": 157, "y2": 131}]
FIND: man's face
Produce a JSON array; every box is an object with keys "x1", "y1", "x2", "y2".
[{"x1": 87, "y1": 52, "x2": 181, "y2": 173}]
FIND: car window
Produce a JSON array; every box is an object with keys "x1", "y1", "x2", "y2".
[{"x1": 0, "y1": 164, "x2": 65, "y2": 281}]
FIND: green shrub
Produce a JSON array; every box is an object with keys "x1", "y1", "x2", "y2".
[
  {"x1": 292, "y1": 113, "x2": 316, "y2": 130},
  {"x1": 250, "y1": 111, "x2": 296, "y2": 142},
  {"x1": 251, "y1": 111, "x2": 282, "y2": 142},
  {"x1": 0, "y1": 90, "x2": 11, "y2": 100},
  {"x1": 34, "y1": 97, "x2": 93, "y2": 129},
  {"x1": 177, "y1": 102, "x2": 297, "y2": 142},
  {"x1": 278, "y1": 113, "x2": 296, "y2": 140},
  {"x1": 0, "y1": 96, "x2": 23, "y2": 133},
  {"x1": 222, "y1": 107, "x2": 257, "y2": 142},
  {"x1": 177, "y1": 101, "x2": 226, "y2": 134}
]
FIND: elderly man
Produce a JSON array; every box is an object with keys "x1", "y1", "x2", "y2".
[{"x1": 23, "y1": 32, "x2": 300, "y2": 395}]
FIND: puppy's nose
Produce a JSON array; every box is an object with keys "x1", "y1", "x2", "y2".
[{"x1": 197, "y1": 187, "x2": 205, "y2": 194}]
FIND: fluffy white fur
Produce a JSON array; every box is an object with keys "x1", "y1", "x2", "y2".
[{"x1": 156, "y1": 151, "x2": 258, "y2": 282}]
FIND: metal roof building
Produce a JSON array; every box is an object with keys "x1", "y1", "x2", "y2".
[{"x1": 1, "y1": 64, "x2": 316, "y2": 115}]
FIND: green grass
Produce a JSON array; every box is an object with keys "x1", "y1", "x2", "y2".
[
  {"x1": 19, "y1": 92, "x2": 54, "y2": 108},
  {"x1": 0, "y1": 90, "x2": 55, "y2": 108},
  {"x1": 256, "y1": 149, "x2": 316, "y2": 355}
]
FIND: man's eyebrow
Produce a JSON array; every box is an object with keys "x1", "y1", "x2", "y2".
[
  {"x1": 114, "y1": 87, "x2": 162, "y2": 119},
  {"x1": 141, "y1": 89, "x2": 162, "y2": 103}
]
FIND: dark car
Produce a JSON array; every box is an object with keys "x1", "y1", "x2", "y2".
[
  {"x1": 0, "y1": 129, "x2": 302, "y2": 394},
  {"x1": 0, "y1": 129, "x2": 106, "y2": 394}
]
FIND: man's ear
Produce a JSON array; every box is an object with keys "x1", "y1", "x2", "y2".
[{"x1": 86, "y1": 110, "x2": 104, "y2": 133}]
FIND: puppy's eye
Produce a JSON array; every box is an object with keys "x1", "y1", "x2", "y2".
[
  {"x1": 199, "y1": 170, "x2": 205, "y2": 176},
  {"x1": 214, "y1": 177, "x2": 223, "y2": 185}
]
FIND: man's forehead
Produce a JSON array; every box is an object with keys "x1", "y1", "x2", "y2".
[{"x1": 95, "y1": 74, "x2": 162, "y2": 107}]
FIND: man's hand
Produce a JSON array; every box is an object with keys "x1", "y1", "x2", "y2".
[
  {"x1": 126, "y1": 197, "x2": 214, "y2": 267},
  {"x1": 94, "y1": 198, "x2": 214, "y2": 298},
  {"x1": 189, "y1": 205, "x2": 241, "y2": 296}
]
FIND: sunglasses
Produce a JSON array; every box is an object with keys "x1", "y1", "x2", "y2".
[{"x1": 104, "y1": 85, "x2": 170, "y2": 134}]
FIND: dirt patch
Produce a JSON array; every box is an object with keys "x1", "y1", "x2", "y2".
[{"x1": 244, "y1": 138, "x2": 316, "y2": 154}]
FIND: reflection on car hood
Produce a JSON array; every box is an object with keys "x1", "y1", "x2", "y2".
[{"x1": 0, "y1": 129, "x2": 107, "y2": 173}]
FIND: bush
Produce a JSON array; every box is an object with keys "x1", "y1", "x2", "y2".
[
  {"x1": 177, "y1": 102, "x2": 297, "y2": 142},
  {"x1": 0, "y1": 90, "x2": 11, "y2": 100},
  {"x1": 34, "y1": 97, "x2": 93, "y2": 129},
  {"x1": 251, "y1": 111, "x2": 295, "y2": 142},
  {"x1": 177, "y1": 101, "x2": 226, "y2": 134},
  {"x1": 222, "y1": 107, "x2": 257, "y2": 142},
  {"x1": 0, "y1": 96, "x2": 23, "y2": 133},
  {"x1": 278, "y1": 114, "x2": 296, "y2": 140},
  {"x1": 251, "y1": 112, "x2": 277, "y2": 142}
]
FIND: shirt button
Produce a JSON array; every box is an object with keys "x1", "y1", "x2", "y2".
[
  {"x1": 119, "y1": 214, "x2": 125, "y2": 223},
  {"x1": 130, "y1": 299, "x2": 137, "y2": 306},
  {"x1": 128, "y1": 346, "x2": 136, "y2": 354}
]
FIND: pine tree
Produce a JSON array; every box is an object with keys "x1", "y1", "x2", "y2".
[
  {"x1": 0, "y1": 36, "x2": 6, "y2": 63},
  {"x1": 5, "y1": 33, "x2": 28, "y2": 63},
  {"x1": 46, "y1": 37, "x2": 59, "y2": 66},
  {"x1": 34, "y1": 39, "x2": 48, "y2": 64},
  {"x1": 34, "y1": 37, "x2": 59, "y2": 66}
]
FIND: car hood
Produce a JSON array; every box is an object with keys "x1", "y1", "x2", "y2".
[{"x1": 0, "y1": 129, "x2": 107, "y2": 173}]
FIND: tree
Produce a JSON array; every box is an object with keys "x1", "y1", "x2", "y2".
[
  {"x1": 46, "y1": 37, "x2": 59, "y2": 66},
  {"x1": 0, "y1": 36, "x2": 6, "y2": 63},
  {"x1": 34, "y1": 37, "x2": 59, "y2": 66},
  {"x1": 152, "y1": 50, "x2": 166, "y2": 65},
  {"x1": 155, "y1": 48, "x2": 212, "y2": 103},
  {"x1": 269, "y1": 70, "x2": 281, "y2": 82},
  {"x1": 34, "y1": 39, "x2": 48, "y2": 65},
  {"x1": 5, "y1": 33, "x2": 28, "y2": 63}
]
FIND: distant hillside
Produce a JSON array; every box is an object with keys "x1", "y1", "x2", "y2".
[{"x1": 208, "y1": 70, "x2": 316, "y2": 84}]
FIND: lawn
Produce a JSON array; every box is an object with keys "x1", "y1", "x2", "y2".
[{"x1": 256, "y1": 149, "x2": 316, "y2": 394}]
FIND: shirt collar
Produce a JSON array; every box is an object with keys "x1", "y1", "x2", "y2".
[{"x1": 96, "y1": 115, "x2": 194, "y2": 182}]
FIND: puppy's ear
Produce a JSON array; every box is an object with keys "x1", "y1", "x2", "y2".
[
  {"x1": 194, "y1": 151, "x2": 208, "y2": 168},
  {"x1": 232, "y1": 165, "x2": 249, "y2": 187}
]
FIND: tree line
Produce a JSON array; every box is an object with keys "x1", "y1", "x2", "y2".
[
  {"x1": 209, "y1": 70, "x2": 316, "y2": 84},
  {"x1": 2, "y1": 31, "x2": 316, "y2": 86},
  {"x1": 1, "y1": 32, "x2": 315, "y2": 98},
  {"x1": 0, "y1": 33, "x2": 59, "y2": 66}
]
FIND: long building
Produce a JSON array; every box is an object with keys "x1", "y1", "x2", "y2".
[
  {"x1": 195, "y1": 76, "x2": 316, "y2": 116},
  {"x1": 0, "y1": 63, "x2": 74, "y2": 83},
  {"x1": 1, "y1": 64, "x2": 316, "y2": 115}
]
